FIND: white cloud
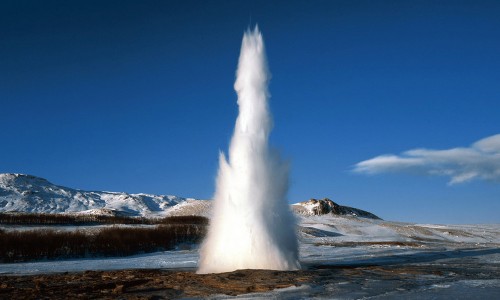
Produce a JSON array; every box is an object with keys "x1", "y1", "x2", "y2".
[{"x1": 354, "y1": 134, "x2": 500, "y2": 184}]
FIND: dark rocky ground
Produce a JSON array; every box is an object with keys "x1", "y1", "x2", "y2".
[
  {"x1": 2, "y1": 268, "x2": 307, "y2": 299},
  {"x1": 2, "y1": 251, "x2": 500, "y2": 300}
]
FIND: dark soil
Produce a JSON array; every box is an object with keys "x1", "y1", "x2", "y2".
[
  {"x1": 1, "y1": 256, "x2": 499, "y2": 300},
  {"x1": 0, "y1": 268, "x2": 312, "y2": 299}
]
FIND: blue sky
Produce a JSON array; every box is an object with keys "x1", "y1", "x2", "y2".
[{"x1": 1, "y1": 0, "x2": 499, "y2": 223}]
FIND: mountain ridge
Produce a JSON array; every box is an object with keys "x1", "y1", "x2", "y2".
[
  {"x1": 0, "y1": 173, "x2": 193, "y2": 217},
  {"x1": 0, "y1": 173, "x2": 380, "y2": 219},
  {"x1": 292, "y1": 198, "x2": 381, "y2": 219}
]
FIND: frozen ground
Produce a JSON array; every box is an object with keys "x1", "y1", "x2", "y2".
[
  {"x1": 1, "y1": 215, "x2": 499, "y2": 298},
  {"x1": 0, "y1": 250, "x2": 199, "y2": 275}
]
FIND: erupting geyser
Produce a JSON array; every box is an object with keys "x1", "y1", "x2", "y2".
[{"x1": 197, "y1": 26, "x2": 300, "y2": 274}]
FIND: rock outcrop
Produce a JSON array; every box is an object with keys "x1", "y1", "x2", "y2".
[{"x1": 292, "y1": 198, "x2": 380, "y2": 219}]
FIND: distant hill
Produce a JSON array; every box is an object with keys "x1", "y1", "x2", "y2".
[
  {"x1": 0, "y1": 173, "x2": 379, "y2": 219},
  {"x1": 0, "y1": 173, "x2": 195, "y2": 218},
  {"x1": 292, "y1": 198, "x2": 381, "y2": 219}
]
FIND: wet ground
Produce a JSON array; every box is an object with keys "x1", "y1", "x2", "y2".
[{"x1": 1, "y1": 247, "x2": 499, "y2": 299}]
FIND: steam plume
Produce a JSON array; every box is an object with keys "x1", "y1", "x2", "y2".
[{"x1": 197, "y1": 26, "x2": 300, "y2": 274}]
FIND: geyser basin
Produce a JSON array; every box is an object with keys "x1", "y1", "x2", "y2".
[{"x1": 197, "y1": 26, "x2": 300, "y2": 274}]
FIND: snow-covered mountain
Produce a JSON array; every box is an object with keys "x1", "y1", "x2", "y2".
[
  {"x1": 0, "y1": 174, "x2": 380, "y2": 219},
  {"x1": 292, "y1": 198, "x2": 381, "y2": 219},
  {"x1": 0, "y1": 173, "x2": 195, "y2": 217}
]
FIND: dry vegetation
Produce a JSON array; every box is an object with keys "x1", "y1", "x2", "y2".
[
  {"x1": 0, "y1": 213, "x2": 145, "y2": 225},
  {"x1": 0, "y1": 212, "x2": 209, "y2": 226},
  {"x1": 0, "y1": 215, "x2": 208, "y2": 263}
]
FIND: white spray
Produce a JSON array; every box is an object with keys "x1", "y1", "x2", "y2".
[{"x1": 197, "y1": 26, "x2": 300, "y2": 274}]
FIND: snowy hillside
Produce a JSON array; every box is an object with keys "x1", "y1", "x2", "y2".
[
  {"x1": 0, "y1": 174, "x2": 380, "y2": 219},
  {"x1": 0, "y1": 174, "x2": 196, "y2": 217},
  {"x1": 292, "y1": 198, "x2": 381, "y2": 219}
]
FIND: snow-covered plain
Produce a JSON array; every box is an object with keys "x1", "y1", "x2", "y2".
[{"x1": 2, "y1": 215, "x2": 499, "y2": 298}]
